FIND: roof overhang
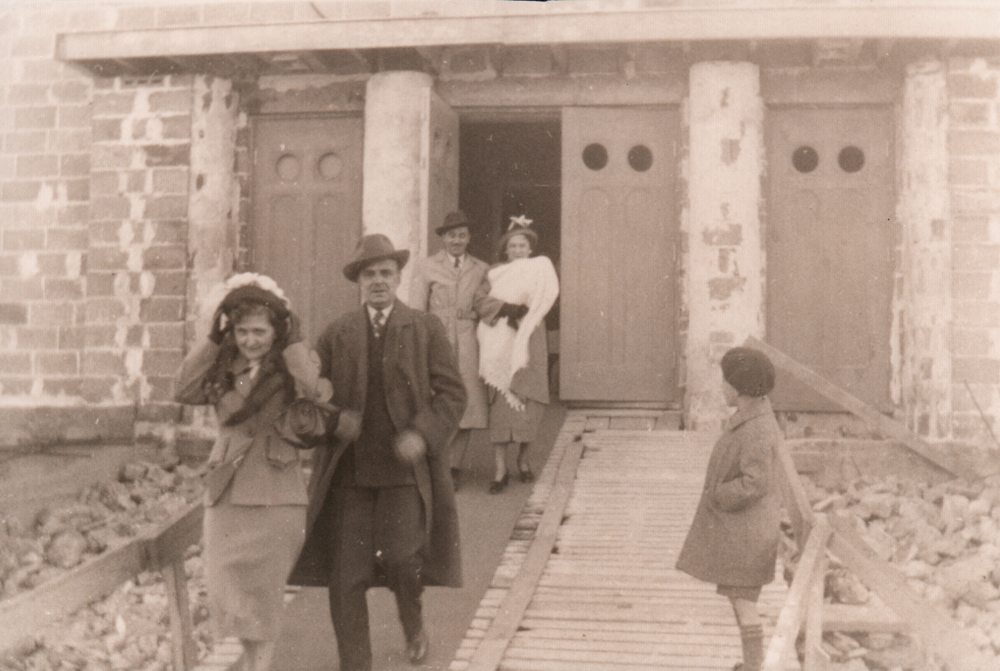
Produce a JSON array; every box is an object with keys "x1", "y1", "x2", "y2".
[{"x1": 59, "y1": 5, "x2": 1000, "y2": 65}]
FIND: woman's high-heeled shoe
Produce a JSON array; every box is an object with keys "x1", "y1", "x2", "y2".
[
  {"x1": 517, "y1": 464, "x2": 534, "y2": 483},
  {"x1": 489, "y1": 472, "x2": 509, "y2": 494}
]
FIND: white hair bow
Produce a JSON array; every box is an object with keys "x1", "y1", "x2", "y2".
[{"x1": 508, "y1": 215, "x2": 533, "y2": 231}]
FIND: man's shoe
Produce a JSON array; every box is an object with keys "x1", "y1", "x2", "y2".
[{"x1": 407, "y1": 629, "x2": 429, "y2": 665}]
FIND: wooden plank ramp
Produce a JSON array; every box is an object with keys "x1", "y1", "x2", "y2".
[{"x1": 451, "y1": 411, "x2": 796, "y2": 671}]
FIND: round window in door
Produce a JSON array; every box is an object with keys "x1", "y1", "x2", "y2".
[
  {"x1": 791, "y1": 145, "x2": 819, "y2": 173},
  {"x1": 582, "y1": 143, "x2": 608, "y2": 171},
  {"x1": 628, "y1": 144, "x2": 653, "y2": 172},
  {"x1": 838, "y1": 146, "x2": 865, "y2": 173}
]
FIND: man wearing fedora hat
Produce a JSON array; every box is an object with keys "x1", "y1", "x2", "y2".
[
  {"x1": 288, "y1": 233, "x2": 466, "y2": 670},
  {"x1": 413, "y1": 211, "x2": 499, "y2": 491}
]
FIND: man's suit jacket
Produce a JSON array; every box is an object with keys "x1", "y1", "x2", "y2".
[{"x1": 289, "y1": 301, "x2": 466, "y2": 588}]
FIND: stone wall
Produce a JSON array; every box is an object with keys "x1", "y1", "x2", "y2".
[{"x1": 948, "y1": 56, "x2": 1000, "y2": 446}]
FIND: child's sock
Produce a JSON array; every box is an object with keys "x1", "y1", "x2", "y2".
[{"x1": 739, "y1": 623, "x2": 764, "y2": 671}]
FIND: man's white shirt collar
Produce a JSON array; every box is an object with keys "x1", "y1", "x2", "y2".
[{"x1": 367, "y1": 302, "x2": 394, "y2": 322}]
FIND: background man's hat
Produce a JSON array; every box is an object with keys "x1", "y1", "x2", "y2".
[
  {"x1": 343, "y1": 234, "x2": 410, "y2": 282},
  {"x1": 436, "y1": 211, "x2": 471, "y2": 236}
]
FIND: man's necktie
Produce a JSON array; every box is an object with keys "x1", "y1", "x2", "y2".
[
  {"x1": 372, "y1": 309, "x2": 385, "y2": 339},
  {"x1": 454, "y1": 256, "x2": 461, "y2": 269}
]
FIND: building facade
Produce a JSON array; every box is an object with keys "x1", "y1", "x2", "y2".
[{"x1": 1, "y1": 1, "x2": 998, "y2": 446}]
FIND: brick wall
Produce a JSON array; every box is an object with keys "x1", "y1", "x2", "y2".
[{"x1": 949, "y1": 56, "x2": 1000, "y2": 446}]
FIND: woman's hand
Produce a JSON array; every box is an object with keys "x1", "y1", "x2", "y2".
[
  {"x1": 498, "y1": 303, "x2": 529, "y2": 330},
  {"x1": 333, "y1": 409, "x2": 363, "y2": 444},
  {"x1": 208, "y1": 305, "x2": 230, "y2": 344}
]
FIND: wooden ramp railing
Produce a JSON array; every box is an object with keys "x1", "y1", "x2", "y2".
[
  {"x1": 0, "y1": 502, "x2": 204, "y2": 670},
  {"x1": 755, "y1": 336, "x2": 993, "y2": 671}
]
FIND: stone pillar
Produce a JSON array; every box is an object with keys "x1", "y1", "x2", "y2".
[
  {"x1": 683, "y1": 62, "x2": 765, "y2": 430},
  {"x1": 362, "y1": 71, "x2": 434, "y2": 304},
  {"x1": 895, "y1": 59, "x2": 952, "y2": 439}
]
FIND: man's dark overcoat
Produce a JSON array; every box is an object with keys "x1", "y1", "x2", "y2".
[
  {"x1": 288, "y1": 301, "x2": 466, "y2": 588},
  {"x1": 675, "y1": 396, "x2": 783, "y2": 588}
]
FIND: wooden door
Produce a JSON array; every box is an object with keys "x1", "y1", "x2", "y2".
[
  {"x1": 766, "y1": 108, "x2": 893, "y2": 411},
  {"x1": 560, "y1": 107, "x2": 679, "y2": 404},
  {"x1": 251, "y1": 116, "x2": 363, "y2": 344}
]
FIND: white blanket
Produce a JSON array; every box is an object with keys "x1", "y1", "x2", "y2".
[{"x1": 478, "y1": 256, "x2": 560, "y2": 411}]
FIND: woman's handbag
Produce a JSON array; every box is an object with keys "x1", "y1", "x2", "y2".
[{"x1": 275, "y1": 397, "x2": 338, "y2": 448}]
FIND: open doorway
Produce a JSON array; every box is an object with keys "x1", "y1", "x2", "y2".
[{"x1": 459, "y1": 121, "x2": 562, "y2": 392}]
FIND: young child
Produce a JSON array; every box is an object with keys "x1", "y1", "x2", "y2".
[{"x1": 676, "y1": 347, "x2": 782, "y2": 671}]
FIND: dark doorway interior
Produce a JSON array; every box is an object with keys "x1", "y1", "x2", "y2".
[{"x1": 459, "y1": 121, "x2": 562, "y2": 390}]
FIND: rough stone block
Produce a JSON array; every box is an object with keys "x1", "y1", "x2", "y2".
[
  {"x1": 150, "y1": 270, "x2": 187, "y2": 296},
  {"x1": 65, "y1": 179, "x2": 90, "y2": 202},
  {"x1": 3, "y1": 228, "x2": 45, "y2": 250},
  {"x1": 142, "y1": 245, "x2": 186, "y2": 270},
  {"x1": 44, "y1": 278, "x2": 84, "y2": 300},
  {"x1": 36, "y1": 351, "x2": 78, "y2": 375},
  {"x1": 21, "y1": 59, "x2": 66, "y2": 82},
  {"x1": 127, "y1": 170, "x2": 146, "y2": 193},
  {"x1": 8, "y1": 84, "x2": 50, "y2": 106},
  {"x1": 0, "y1": 304, "x2": 28, "y2": 325},
  {"x1": 951, "y1": 158, "x2": 989, "y2": 186},
  {"x1": 0, "y1": 255, "x2": 17, "y2": 276},
  {"x1": 90, "y1": 196, "x2": 130, "y2": 221},
  {"x1": 90, "y1": 171, "x2": 120, "y2": 197},
  {"x1": 42, "y1": 378, "x2": 85, "y2": 398},
  {"x1": 140, "y1": 297, "x2": 183, "y2": 322},
  {"x1": 80, "y1": 376, "x2": 117, "y2": 403},
  {"x1": 56, "y1": 106, "x2": 91, "y2": 130},
  {"x1": 953, "y1": 271, "x2": 992, "y2": 301},
  {"x1": 17, "y1": 154, "x2": 58, "y2": 178},
  {"x1": 153, "y1": 168, "x2": 189, "y2": 194},
  {"x1": 5, "y1": 277, "x2": 44, "y2": 301},
  {"x1": 142, "y1": 349, "x2": 183, "y2": 376},
  {"x1": 145, "y1": 194, "x2": 188, "y2": 219},
  {"x1": 151, "y1": 220, "x2": 187, "y2": 244},
  {"x1": 954, "y1": 216, "x2": 991, "y2": 243},
  {"x1": 0, "y1": 378, "x2": 33, "y2": 396},
  {"x1": 46, "y1": 227, "x2": 88, "y2": 250},
  {"x1": 147, "y1": 323, "x2": 185, "y2": 349},
  {"x1": 115, "y1": 5, "x2": 157, "y2": 29},
  {"x1": 85, "y1": 297, "x2": 127, "y2": 322},
  {"x1": 1, "y1": 181, "x2": 42, "y2": 202},
  {"x1": 92, "y1": 118, "x2": 122, "y2": 142},
  {"x1": 82, "y1": 350, "x2": 126, "y2": 376},
  {"x1": 31, "y1": 301, "x2": 76, "y2": 326},
  {"x1": 950, "y1": 101, "x2": 991, "y2": 127},
  {"x1": 949, "y1": 73, "x2": 998, "y2": 99},
  {"x1": 500, "y1": 47, "x2": 555, "y2": 76},
  {"x1": 160, "y1": 115, "x2": 192, "y2": 140},
  {"x1": 87, "y1": 247, "x2": 128, "y2": 271},
  {"x1": 15, "y1": 107, "x2": 56, "y2": 129},
  {"x1": 144, "y1": 144, "x2": 191, "y2": 167},
  {"x1": 3, "y1": 131, "x2": 47, "y2": 153},
  {"x1": 51, "y1": 80, "x2": 90, "y2": 104},
  {"x1": 58, "y1": 325, "x2": 85, "y2": 350},
  {"x1": 85, "y1": 272, "x2": 115, "y2": 296},
  {"x1": 19, "y1": 326, "x2": 59, "y2": 349},
  {"x1": 91, "y1": 145, "x2": 133, "y2": 171},
  {"x1": 12, "y1": 34, "x2": 54, "y2": 59},
  {"x1": 60, "y1": 153, "x2": 90, "y2": 177},
  {"x1": 56, "y1": 204, "x2": 89, "y2": 227},
  {"x1": 954, "y1": 300, "x2": 1000, "y2": 328},
  {"x1": 148, "y1": 90, "x2": 192, "y2": 114},
  {"x1": 566, "y1": 47, "x2": 620, "y2": 76},
  {"x1": 953, "y1": 357, "x2": 1000, "y2": 385},
  {"x1": 949, "y1": 130, "x2": 1000, "y2": 156},
  {"x1": 136, "y1": 400, "x2": 182, "y2": 421},
  {"x1": 92, "y1": 91, "x2": 136, "y2": 117},
  {"x1": 444, "y1": 47, "x2": 494, "y2": 76},
  {"x1": 0, "y1": 352, "x2": 31, "y2": 374},
  {"x1": 37, "y1": 253, "x2": 70, "y2": 276},
  {"x1": 84, "y1": 324, "x2": 117, "y2": 347}
]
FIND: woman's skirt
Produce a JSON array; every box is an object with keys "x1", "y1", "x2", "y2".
[
  {"x1": 203, "y1": 493, "x2": 307, "y2": 641},
  {"x1": 489, "y1": 394, "x2": 546, "y2": 444}
]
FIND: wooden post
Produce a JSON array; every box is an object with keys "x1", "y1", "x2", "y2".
[
  {"x1": 803, "y1": 553, "x2": 828, "y2": 671},
  {"x1": 163, "y1": 559, "x2": 197, "y2": 671},
  {"x1": 763, "y1": 514, "x2": 832, "y2": 671}
]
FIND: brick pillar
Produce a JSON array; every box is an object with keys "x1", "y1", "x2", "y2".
[
  {"x1": 896, "y1": 60, "x2": 953, "y2": 440},
  {"x1": 86, "y1": 76, "x2": 192, "y2": 422},
  {"x1": 947, "y1": 57, "x2": 1000, "y2": 445},
  {"x1": 361, "y1": 71, "x2": 435, "y2": 304},
  {"x1": 683, "y1": 62, "x2": 765, "y2": 430}
]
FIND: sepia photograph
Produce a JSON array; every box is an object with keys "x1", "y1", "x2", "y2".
[{"x1": 1, "y1": 1, "x2": 1000, "y2": 670}]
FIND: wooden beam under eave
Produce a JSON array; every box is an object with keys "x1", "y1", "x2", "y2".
[
  {"x1": 438, "y1": 73, "x2": 685, "y2": 109},
  {"x1": 58, "y1": 6, "x2": 1000, "y2": 63}
]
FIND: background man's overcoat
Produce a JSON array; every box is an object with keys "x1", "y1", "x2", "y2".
[
  {"x1": 412, "y1": 249, "x2": 496, "y2": 429},
  {"x1": 676, "y1": 397, "x2": 783, "y2": 588},
  {"x1": 288, "y1": 302, "x2": 466, "y2": 588}
]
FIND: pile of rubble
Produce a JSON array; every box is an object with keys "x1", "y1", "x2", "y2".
[
  {"x1": 1, "y1": 459, "x2": 210, "y2": 671},
  {"x1": 802, "y1": 472, "x2": 1000, "y2": 670}
]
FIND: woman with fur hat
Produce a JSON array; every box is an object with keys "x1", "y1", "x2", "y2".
[
  {"x1": 676, "y1": 346, "x2": 781, "y2": 671},
  {"x1": 174, "y1": 273, "x2": 330, "y2": 671},
  {"x1": 477, "y1": 216, "x2": 559, "y2": 494}
]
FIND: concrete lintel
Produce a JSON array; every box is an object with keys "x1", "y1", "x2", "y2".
[{"x1": 58, "y1": 7, "x2": 1000, "y2": 63}]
